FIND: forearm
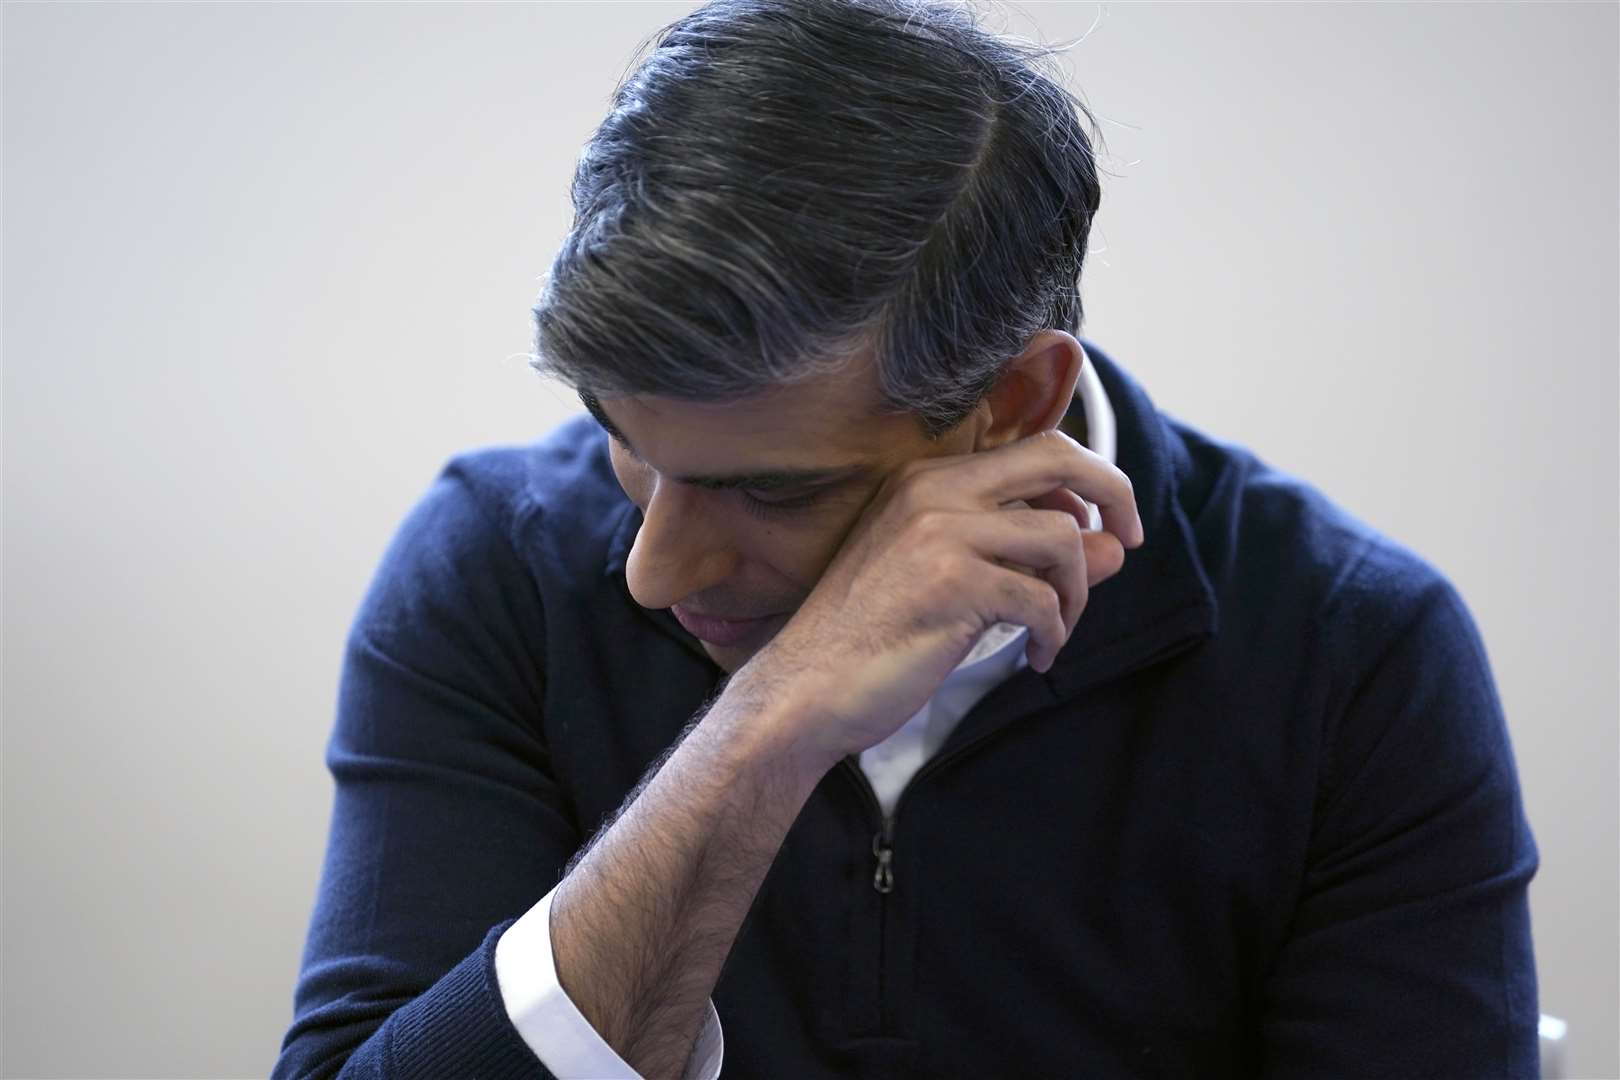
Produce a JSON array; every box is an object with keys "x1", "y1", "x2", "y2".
[{"x1": 548, "y1": 671, "x2": 831, "y2": 1077}]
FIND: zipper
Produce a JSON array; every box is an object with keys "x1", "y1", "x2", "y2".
[
  {"x1": 871, "y1": 818, "x2": 895, "y2": 893},
  {"x1": 837, "y1": 640, "x2": 1211, "y2": 854},
  {"x1": 839, "y1": 763, "x2": 897, "y2": 1032},
  {"x1": 836, "y1": 720, "x2": 1022, "y2": 1036},
  {"x1": 839, "y1": 712, "x2": 1026, "y2": 892},
  {"x1": 835, "y1": 709, "x2": 1023, "y2": 906},
  {"x1": 839, "y1": 759, "x2": 895, "y2": 892}
]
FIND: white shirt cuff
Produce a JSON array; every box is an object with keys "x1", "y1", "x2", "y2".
[{"x1": 494, "y1": 881, "x2": 725, "y2": 1080}]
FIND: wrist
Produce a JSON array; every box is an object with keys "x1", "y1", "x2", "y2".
[{"x1": 705, "y1": 668, "x2": 843, "y2": 793}]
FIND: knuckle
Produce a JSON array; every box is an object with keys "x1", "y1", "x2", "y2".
[
  {"x1": 893, "y1": 457, "x2": 934, "y2": 492},
  {"x1": 909, "y1": 507, "x2": 950, "y2": 546},
  {"x1": 875, "y1": 461, "x2": 916, "y2": 501},
  {"x1": 1037, "y1": 582, "x2": 1062, "y2": 622},
  {"x1": 1030, "y1": 429, "x2": 1066, "y2": 462},
  {"x1": 894, "y1": 456, "x2": 927, "y2": 480},
  {"x1": 891, "y1": 473, "x2": 933, "y2": 516},
  {"x1": 933, "y1": 554, "x2": 968, "y2": 590}
]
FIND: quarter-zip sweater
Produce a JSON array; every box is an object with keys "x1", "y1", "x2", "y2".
[{"x1": 275, "y1": 339, "x2": 1540, "y2": 1079}]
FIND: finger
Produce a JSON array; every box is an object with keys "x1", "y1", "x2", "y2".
[
  {"x1": 949, "y1": 506, "x2": 1115, "y2": 585},
  {"x1": 955, "y1": 431, "x2": 1144, "y2": 548},
  {"x1": 980, "y1": 565, "x2": 1067, "y2": 673},
  {"x1": 1082, "y1": 528, "x2": 1127, "y2": 587},
  {"x1": 986, "y1": 559, "x2": 1083, "y2": 650},
  {"x1": 947, "y1": 508, "x2": 1090, "y2": 643},
  {"x1": 1043, "y1": 529, "x2": 1088, "y2": 642},
  {"x1": 951, "y1": 506, "x2": 1084, "y2": 568},
  {"x1": 1023, "y1": 485, "x2": 1097, "y2": 532}
]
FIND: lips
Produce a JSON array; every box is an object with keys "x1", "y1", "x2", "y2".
[{"x1": 670, "y1": 604, "x2": 783, "y2": 647}]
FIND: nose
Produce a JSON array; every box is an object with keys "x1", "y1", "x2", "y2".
[{"x1": 623, "y1": 481, "x2": 741, "y2": 612}]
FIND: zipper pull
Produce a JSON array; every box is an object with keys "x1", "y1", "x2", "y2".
[{"x1": 871, "y1": 822, "x2": 895, "y2": 894}]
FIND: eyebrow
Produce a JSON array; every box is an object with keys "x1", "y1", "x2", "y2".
[{"x1": 578, "y1": 389, "x2": 869, "y2": 493}]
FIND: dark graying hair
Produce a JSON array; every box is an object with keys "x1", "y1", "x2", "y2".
[{"x1": 529, "y1": 0, "x2": 1105, "y2": 439}]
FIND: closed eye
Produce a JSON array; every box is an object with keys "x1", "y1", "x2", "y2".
[{"x1": 740, "y1": 489, "x2": 821, "y2": 516}]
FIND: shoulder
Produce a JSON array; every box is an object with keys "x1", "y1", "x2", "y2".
[
  {"x1": 1166, "y1": 415, "x2": 1508, "y2": 793},
  {"x1": 362, "y1": 414, "x2": 623, "y2": 622},
  {"x1": 411, "y1": 413, "x2": 632, "y2": 605},
  {"x1": 1168, "y1": 412, "x2": 1455, "y2": 636},
  {"x1": 1166, "y1": 411, "x2": 1493, "y2": 748},
  {"x1": 436, "y1": 413, "x2": 619, "y2": 538}
]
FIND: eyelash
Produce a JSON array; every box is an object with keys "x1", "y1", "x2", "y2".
[
  {"x1": 608, "y1": 434, "x2": 822, "y2": 518},
  {"x1": 740, "y1": 490, "x2": 821, "y2": 517}
]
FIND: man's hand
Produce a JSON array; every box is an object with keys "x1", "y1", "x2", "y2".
[{"x1": 740, "y1": 427, "x2": 1145, "y2": 765}]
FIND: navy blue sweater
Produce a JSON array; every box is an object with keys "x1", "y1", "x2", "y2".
[{"x1": 275, "y1": 340, "x2": 1539, "y2": 1078}]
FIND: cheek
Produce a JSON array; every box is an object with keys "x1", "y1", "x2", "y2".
[
  {"x1": 757, "y1": 502, "x2": 869, "y2": 590},
  {"x1": 804, "y1": 484, "x2": 882, "y2": 576},
  {"x1": 752, "y1": 526, "x2": 838, "y2": 590}
]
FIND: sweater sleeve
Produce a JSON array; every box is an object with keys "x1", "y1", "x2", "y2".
[
  {"x1": 272, "y1": 462, "x2": 580, "y2": 1079},
  {"x1": 1258, "y1": 570, "x2": 1540, "y2": 1078}
]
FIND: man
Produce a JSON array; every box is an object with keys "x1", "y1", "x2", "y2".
[{"x1": 274, "y1": 0, "x2": 1539, "y2": 1077}]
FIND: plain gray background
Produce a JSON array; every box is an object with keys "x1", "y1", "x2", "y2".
[{"x1": 4, "y1": 1, "x2": 1616, "y2": 1076}]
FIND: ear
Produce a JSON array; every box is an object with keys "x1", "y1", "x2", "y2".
[{"x1": 972, "y1": 331, "x2": 1086, "y2": 452}]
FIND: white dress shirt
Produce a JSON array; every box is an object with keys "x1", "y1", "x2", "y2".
[{"x1": 495, "y1": 357, "x2": 1116, "y2": 1078}]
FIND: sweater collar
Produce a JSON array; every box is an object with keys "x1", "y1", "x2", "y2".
[
  {"x1": 602, "y1": 337, "x2": 1218, "y2": 701},
  {"x1": 1039, "y1": 339, "x2": 1218, "y2": 700}
]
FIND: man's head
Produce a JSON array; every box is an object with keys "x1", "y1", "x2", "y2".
[{"x1": 529, "y1": 0, "x2": 1104, "y2": 670}]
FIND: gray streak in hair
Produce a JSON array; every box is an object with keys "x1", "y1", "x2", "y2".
[{"x1": 529, "y1": 0, "x2": 1105, "y2": 439}]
